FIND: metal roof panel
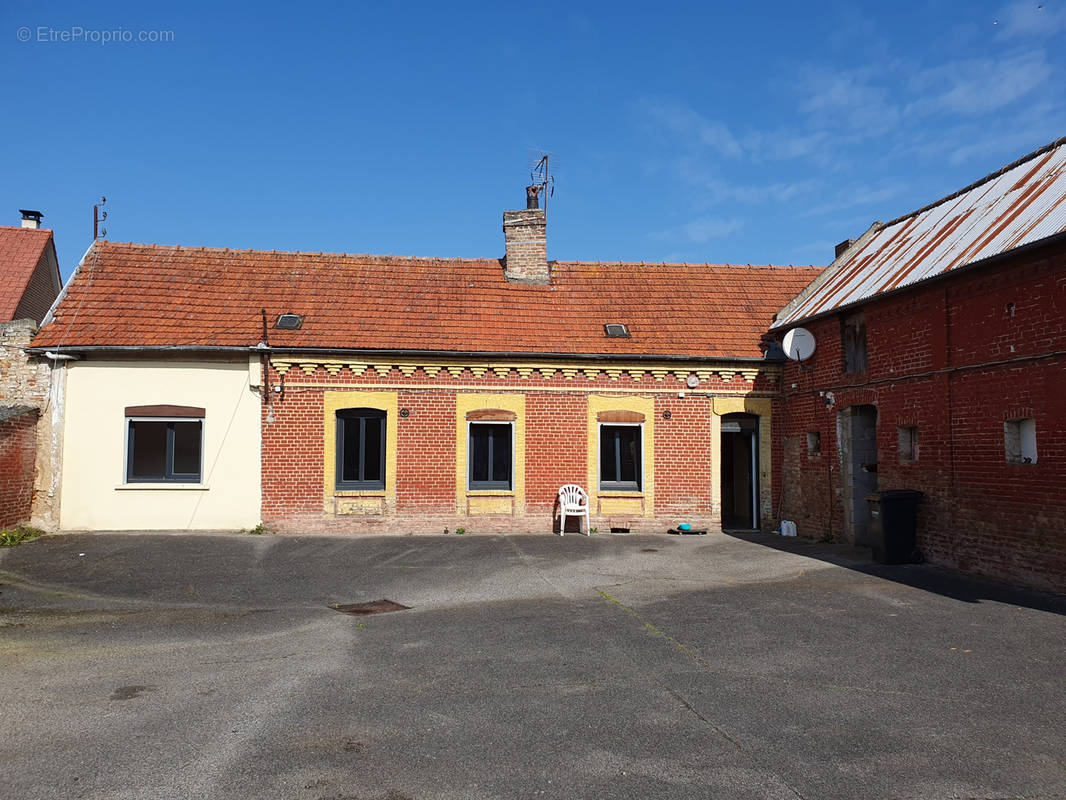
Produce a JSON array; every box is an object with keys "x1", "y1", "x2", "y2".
[{"x1": 773, "y1": 138, "x2": 1066, "y2": 328}]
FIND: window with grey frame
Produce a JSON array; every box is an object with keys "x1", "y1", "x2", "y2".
[
  {"x1": 336, "y1": 408, "x2": 386, "y2": 490},
  {"x1": 468, "y1": 422, "x2": 513, "y2": 490},
  {"x1": 126, "y1": 419, "x2": 203, "y2": 483},
  {"x1": 599, "y1": 423, "x2": 642, "y2": 491}
]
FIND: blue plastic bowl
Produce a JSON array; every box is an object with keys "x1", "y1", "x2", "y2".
[{"x1": 678, "y1": 523, "x2": 692, "y2": 531}]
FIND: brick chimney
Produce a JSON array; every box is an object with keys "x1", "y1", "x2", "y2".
[{"x1": 503, "y1": 204, "x2": 548, "y2": 284}]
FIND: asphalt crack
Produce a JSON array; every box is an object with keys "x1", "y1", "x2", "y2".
[{"x1": 596, "y1": 587, "x2": 811, "y2": 800}]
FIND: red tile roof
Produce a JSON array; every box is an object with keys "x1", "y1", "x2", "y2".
[
  {"x1": 31, "y1": 241, "x2": 823, "y2": 359},
  {"x1": 0, "y1": 226, "x2": 53, "y2": 321}
]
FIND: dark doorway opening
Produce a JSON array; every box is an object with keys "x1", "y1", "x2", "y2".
[{"x1": 721, "y1": 413, "x2": 759, "y2": 530}]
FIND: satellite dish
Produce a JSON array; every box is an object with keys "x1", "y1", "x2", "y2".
[{"x1": 783, "y1": 327, "x2": 816, "y2": 361}]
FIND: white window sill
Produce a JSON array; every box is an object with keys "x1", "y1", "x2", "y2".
[{"x1": 115, "y1": 484, "x2": 209, "y2": 491}]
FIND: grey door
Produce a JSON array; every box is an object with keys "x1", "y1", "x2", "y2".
[{"x1": 842, "y1": 405, "x2": 878, "y2": 545}]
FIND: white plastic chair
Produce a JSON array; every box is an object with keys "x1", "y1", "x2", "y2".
[{"x1": 557, "y1": 484, "x2": 591, "y2": 536}]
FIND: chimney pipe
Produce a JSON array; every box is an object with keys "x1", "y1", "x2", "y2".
[
  {"x1": 503, "y1": 192, "x2": 548, "y2": 284},
  {"x1": 19, "y1": 209, "x2": 43, "y2": 229},
  {"x1": 834, "y1": 238, "x2": 855, "y2": 259}
]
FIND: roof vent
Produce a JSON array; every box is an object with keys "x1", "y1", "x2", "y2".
[
  {"x1": 19, "y1": 209, "x2": 43, "y2": 230},
  {"x1": 604, "y1": 324, "x2": 630, "y2": 338},
  {"x1": 274, "y1": 314, "x2": 304, "y2": 330}
]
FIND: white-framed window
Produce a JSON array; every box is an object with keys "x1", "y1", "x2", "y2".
[
  {"x1": 468, "y1": 421, "x2": 513, "y2": 490},
  {"x1": 599, "y1": 423, "x2": 642, "y2": 491}
]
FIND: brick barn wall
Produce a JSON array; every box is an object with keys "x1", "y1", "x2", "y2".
[
  {"x1": 777, "y1": 244, "x2": 1066, "y2": 592},
  {"x1": 0, "y1": 410, "x2": 39, "y2": 529}
]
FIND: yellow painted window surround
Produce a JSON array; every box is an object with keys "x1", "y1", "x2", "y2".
[
  {"x1": 586, "y1": 395, "x2": 655, "y2": 516},
  {"x1": 322, "y1": 391, "x2": 398, "y2": 513},
  {"x1": 456, "y1": 394, "x2": 525, "y2": 515}
]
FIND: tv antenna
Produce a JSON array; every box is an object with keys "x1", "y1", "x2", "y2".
[
  {"x1": 93, "y1": 197, "x2": 108, "y2": 240},
  {"x1": 528, "y1": 153, "x2": 555, "y2": 219}
]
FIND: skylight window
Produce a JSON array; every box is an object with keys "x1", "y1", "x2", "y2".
[
  {"x1": 604, "y1": 324, "x2": 630, "y2": 338},
  {"x1": 275, "y1": 314, "x2": 304, "y2": 330}
]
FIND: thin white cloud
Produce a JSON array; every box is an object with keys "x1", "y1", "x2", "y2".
[
  {"x1": 907, "y1": 50, "x2": 1052, "y2": 115},
  {"x1": 799, "y1": 182, "x2": 908, "y2": 218},
  {"x1": 796, "y1": 67, "x2": 901, "y2": 134},
  {"x1": 674, "y1": 158, "x2": 818, "y2": 204},
  {"x1": 994, "y1": 0, "x2": 1066, "y2": 38},
  {"x1": 652, "y1": 216, "x2": 745, "y2": 244},
  {"x1": 741, "y1": 129, "x2": 832, "y2": 162},
  {"x1": 642, "y1": 100, "x2": 743, "y2": 158}
]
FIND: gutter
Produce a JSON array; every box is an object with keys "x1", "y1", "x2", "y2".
[{"x1": 23, "y1": 343, "x2": 779, "y2": 365}]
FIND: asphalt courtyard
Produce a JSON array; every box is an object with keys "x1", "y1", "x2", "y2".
[{"x1": 1, "y1": 531, "x2": 1064, "y2": 800}]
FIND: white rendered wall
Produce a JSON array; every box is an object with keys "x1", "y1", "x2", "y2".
[{"x1": 60, "y1": 358, "x2": 261, "y2": 530}]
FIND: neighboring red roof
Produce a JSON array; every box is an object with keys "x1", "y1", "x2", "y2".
[
  {"x1": 0, "y1": 226, "x2": 53, "y2": 321},
  {"x1": 31, "y1": 241, "x2": 822, "y2": 359}
]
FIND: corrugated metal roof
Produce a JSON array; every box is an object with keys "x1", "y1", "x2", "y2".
[{"x1": 773, "y1": 136, "x2": 1066, "y2": 329}]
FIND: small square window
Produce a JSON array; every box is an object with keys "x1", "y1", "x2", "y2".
[
  {"x1": 604, "y1": 324, "x2": 630, "y2": 338},
  {"x1": 898, "y1": 426, "x2": 918, "y2": 462},
  {"x1": 806, "y1": 431, "x2": 821, "y2": 455},
  {"x1": 469, "y1": 422, "x2": 513, "y2": 490},
  {"x1": 1004, "y1": 418, "x2": 1037, "y2": 464}
]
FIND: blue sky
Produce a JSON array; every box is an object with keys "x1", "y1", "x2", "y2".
[{"x1": 3, "y1": 1, "x2": 1065, "y2": 278}]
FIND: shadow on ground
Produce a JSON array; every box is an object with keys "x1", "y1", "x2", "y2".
[{"x1": 723, "y1": 530, "x2": 1066, "y2": 616}]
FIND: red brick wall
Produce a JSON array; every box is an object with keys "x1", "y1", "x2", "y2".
[
  {"x1": 525, "y1": 393, "x2": 587, "y2": 511},
  {"x1": 777, "y1": 244, "x2": 1066, "y2": 591},
  {"x1": 260, "y1": 364, "x2": 775, "y2": 533},
  {"x1": 261, "y1": 387, "x2": 324, "y2": 520},
  {"x1": 0, "y1": 411, "x2": 38, "y2": 529},
  {"x1": 396, "y1": 391, "x2": 459, "y2": 514},
  {"x1": 655, "y1": 394, "x2": 712, "y2": 517}
]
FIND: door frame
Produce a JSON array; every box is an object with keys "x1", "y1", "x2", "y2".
[{"x1": 721, "y1": 412, "x2": 760, "y2": 530}]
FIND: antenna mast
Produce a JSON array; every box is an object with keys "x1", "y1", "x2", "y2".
[
  {"x1": 529, "y1": 154, "x2": 555, "y2": 220},
  {"x1": 93, "y1": 197, "x2": 108, "y2": 240}
]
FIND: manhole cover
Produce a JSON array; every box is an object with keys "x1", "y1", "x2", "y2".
[{"x1": 330, "y1": 599, "x2": 410, "y2": 616}]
